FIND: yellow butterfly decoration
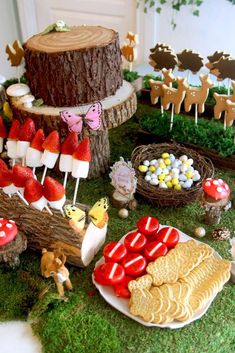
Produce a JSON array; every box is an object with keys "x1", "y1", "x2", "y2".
[
  {"x1": 64, "y1": 204, "x2": 86, "y2": 233},
  {"x1": 89, "y1": 197, "x2": 109, "y2": 229}
]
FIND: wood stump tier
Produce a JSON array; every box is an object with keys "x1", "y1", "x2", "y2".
[
  {"x1": 24, "y1": 26, "x2": 123, "y2": 106},
  {"x1": 10, "y1": 81, "x2": 137, "y2": 178},
  {"x1": 0, "y1": 191, "x2": 107, "y2": 267},
  {"x1": 0, "y1": 231, "x2": 27, "y2": 267}
]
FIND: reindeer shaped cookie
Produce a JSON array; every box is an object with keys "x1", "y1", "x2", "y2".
[
  {"x1": 224, "y1": 100, "x2": 235, "y2": 127},
  {"x1": 184, "y1": 74, "x2": 213, "y2": 113},
  {"x1": 41, "y1": 248, "x2": 73, "y2": 297},
  {"x1": 213, "y1": 81, "x2": 235, "y2": 119},
  {"x1": 162, "y1": 77, "x2": 188, "y2": 114},
  {"x1": 149, "y1": 68, "x2": 175, "y2": 105}
]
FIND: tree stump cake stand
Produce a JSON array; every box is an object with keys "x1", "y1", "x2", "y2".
[
  {"x1": 10, "y1": 81, "x2": 137, "y2": 178},
  {"x1": 0, "y1": 231, "x2": 27, "y2": 267}
]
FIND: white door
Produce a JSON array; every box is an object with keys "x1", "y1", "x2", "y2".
[{"x1": 17, "y1": 0, "x2": 137, "y2": 47}]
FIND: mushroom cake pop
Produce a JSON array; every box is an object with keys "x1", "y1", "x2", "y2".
[
  {"x1": 26, "y1": 128, "x2": 45, "y2": 168},
  {"x1": 0, "y1": 115, "x2": 7, "y2": 153},
  {"x1": 17, "y1": 118, "x2": 36, "y2": 162}
]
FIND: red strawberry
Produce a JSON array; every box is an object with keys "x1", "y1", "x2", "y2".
[
  {"x1": 18, "y1": 118, "x2": 36, "y2": 142},
  {"x1": 61, "y1": 132, "x2": 79, "y2": 155},
  {"x1": 43, "y1": 176, "x2": 65, "y2": 201},
  {"x1": 0, "y1": 158, "x2": 8, "y2": 171},
  {"x1": 8, "y1": 120, "x2": 20, "y2": 140},
  {"x1": 73, "y1": 137, "x2": 91, "y2": 161},
  {"x1": 0, "y1": 169, "x2": 13, "y2": 187},
  {"x1": 12, "y1": 164, "x2": 34, "y2": 187},
  {"x1": 42, "y1": 131, "x2": 60, "y2": 153},
  {"x1": 31, "y1": 129, "x2": 45, "y2": 152},
  {"x1": 24, "y1": 178, "x2": 43, "y2": 203},
  {"x1": 0, "y1": 116, "x2": 7, "y2": 138}
]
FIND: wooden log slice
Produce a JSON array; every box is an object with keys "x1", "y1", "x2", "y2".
[
  {"x1": 24, "y1": 26, "x2": 123, "y2": 106},
  {"x1": 0, "y1": 231, "x2": 27, "y2": 267},
  {"x1": 0, "y1": 191, "x2": 107, "y2": 267},
  {"x1": 10, "y1": 81, "x2": 137, "y2": 178}
]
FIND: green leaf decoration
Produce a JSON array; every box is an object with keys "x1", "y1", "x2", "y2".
[
  {"x1": 41, "y1": 23, "x2": 57, "y2": 35},
  {"x1": 33, "y1": 98, "x2": 44, "y2": 107},
  {"x1": 193, "y1": 9, "x2": 200, "y2": 16},
  {"x1": 156, "y1": 7, "x2": 162, "y2": 13},
  {"x1": 41, "y1": 22, "x2": 70, "y2": 35}
]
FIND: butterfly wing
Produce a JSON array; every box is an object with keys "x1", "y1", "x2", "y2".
[
  {"x1": 64, "y1": 204, "x2": 86, "y2": 232},
  {"x1": 84, "y1": 102, "x2": 102, "y2": 131},
  {"x1": 88, "y1": 197, "x2": 109, "y2": 228},
  {"x1": 60, "y1": 111, "x2": 83, "y2": 133}
]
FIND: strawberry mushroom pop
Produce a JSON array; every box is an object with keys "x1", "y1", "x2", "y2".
[
  {"x1": 6, "y1": 119, "x2": 20, "y2": 166},
  {"x1": 24, "y1": 178, "x2": 52, "y2": 215},
  {"x1": 72, "y1": 136, "x2": 91, "y2": 205},
  {"x1": 26, "y1": 128, "x2": 45, "y2": 175},
  {"x1": 17, "y1": 118, "x2": 36, "y2": 166},
  {"x1": 43, "y1": 176, "x2": 66, "y2": 216},
  {"x1": 59, "y1": 132, "x2": 79, "y2": 188},
  {"x1": 12, "y1": 164, "x2": 34, "y2": 205},
  {"x1": 41, "y1": 130, "x2": 60, "y2": 184},
  {"x1": 0, "y1": 115, "x2": 7, "y2": 153},
  {"x1": 0, "y1": 159, "x2": 18, "y2": 197}
]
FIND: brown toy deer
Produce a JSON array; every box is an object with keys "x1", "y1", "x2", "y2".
[
  {"x1": 213, "y1": 81, "x2": 235, "y2": 119},
  {"x1": 225, "y1": 99, "x2": 235, "y2": 127},
  {"x1": 162, "y1": 77, "x2": 188, "y2": 114},
  {"x1": 149, "y1": 68, "x2": 175, "y2": 105},
  {"x1": 41, "y1": 248, "x2": 73, "y2": 298},
  {"x1": 184, "y1": 74, "x2": 213, "y2": 113}
]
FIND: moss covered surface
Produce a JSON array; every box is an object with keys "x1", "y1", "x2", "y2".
[{"x1": 0, "y1": 107, "x2": 234, "y2": 353}]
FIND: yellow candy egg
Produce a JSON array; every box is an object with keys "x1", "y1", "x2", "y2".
[
  {"x1": 174, "y1": 184, "x2": 182, "y2": 191},
  {"x1": 172, "y1": 177, "x2": 179, "y2": 186},
  {"x1": 184, "y1": 161, "x2": 191, "y2": 167},
  {"x1": 162, "y1": 152, "x2": 170, "y2": 159},
  {"x1": 186, "y1": 171, "x2": 193, "y2": 179},
  {"x1": 138, "y1": 165, "x2": 148, "y2": 173},
  {"x1": 164, "y1": 158, "x2": 171, "y2": 166},
  {"x1": 158, "y1": 173, "x2": 166, "y2": 181},
  {"x1": 159, "y1": 162, "x2": 166, "y2": 169},
  {"x1": 148, "y1": 165, "x2": 156, "y2": 172},
  {"x1": 166, "y1": 181, "x2": 173, "y2": 188}
]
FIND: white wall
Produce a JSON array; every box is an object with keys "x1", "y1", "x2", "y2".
[
  {"x1": 0, "y1": 0, "x2": 22, "y2": 79},
  {"x1": 136, "y1": 0, "x2": 235, "y2": 84}
]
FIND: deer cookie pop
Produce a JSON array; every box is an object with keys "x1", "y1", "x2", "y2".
[
  {"x1": 41, "y1": 130, "x2": 60, "y2": 184},
  {"x1": 26, "y1": 129, "x2": 45, "y2": 174},
  {"x1": 72, "y1": 136, "x2": 91, "y2": 205},
  {"x1": 59, "y1": 132, "x2": 79, "y2": 188},
  {"x1": 0, "y1": 116, "x2": 7, "y2": 153}
]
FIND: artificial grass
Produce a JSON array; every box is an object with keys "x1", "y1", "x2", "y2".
[{"x1": 0, "y1": 109, "x2": 234, "y2": 353}]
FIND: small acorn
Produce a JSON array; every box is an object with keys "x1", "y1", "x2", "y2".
[
  {"x1": 118, "y1": 208, "x2": 129, "y2": 219},
  {"x1": 194, "y1": 227, "x2": 206, "y2": 238}
]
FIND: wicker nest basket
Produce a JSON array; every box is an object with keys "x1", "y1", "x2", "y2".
[{"x1": 131, "y1": 143, "x2": 214, "y2": 207}]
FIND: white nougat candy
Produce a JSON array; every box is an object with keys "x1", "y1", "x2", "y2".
[
  {"x1": 31, "y1": 196, "x2": 47, "y2": 211},
  {"x1": 2, "y1": 184, "x2": 18, "y2": 195},
  {"x1": 41, "y1": 150, "x2": 59, "y2": 169},
  {"x1": 17, "y1": 141, "x2": 30, "y2": 158},
  {"x1": 0, "y1": 137, "x2": 3, "y2": 153},
  {"x1": 26, "y1": 147, "x2": 43, "y2": 167},
  {"x1": 72, "y1": 159, "x2": 89, "y2": 178},
  {"x1": 59, "y1": 154, "x2": 73, "y2": 172},
  {"x1": 6, "y1": 140, "x2": 18, "y2": 159},
  {"x1": 48, "y1": 195, "x2": 66, "y2": 210}
]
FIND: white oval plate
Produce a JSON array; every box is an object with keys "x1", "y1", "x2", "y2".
[{"x1": 92, "y1": 225, "x2": 221, "y2": 329}]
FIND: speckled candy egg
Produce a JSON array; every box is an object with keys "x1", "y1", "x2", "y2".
[
  {"x1": 145, "y1": 175, "x2": 151, "y2": 182},
  {"x1": 138, "y1": 165, "x2": 148, "y2": 173},
  {"x1": 194, "y1": 227, "x2": 206, "y2": 238},
  {"x1": 143, "y1": 160, "x2": 150, "y2": 167},
  {"x1": 179, "y1": 155, "x2": 188, "y2": 162}
]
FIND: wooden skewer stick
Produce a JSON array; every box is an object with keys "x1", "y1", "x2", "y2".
[{"x1": 16, "y1": 191, "x2": 29, "y2": 206}]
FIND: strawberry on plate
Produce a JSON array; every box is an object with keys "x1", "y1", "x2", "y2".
[{"x1": 113, "y1": 275, "x2": 133, "y2": 299}]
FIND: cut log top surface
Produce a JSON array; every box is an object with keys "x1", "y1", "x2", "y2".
[{"x1": 25, "y1": 26, "x2": 117, "y2": 53}]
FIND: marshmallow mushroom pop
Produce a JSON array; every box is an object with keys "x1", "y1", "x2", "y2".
[
  {"x1": 6, "y1": 119, "x2": 20, "y2": 166},
  {"x1": 41, "y1": 130, "x2": 60, "y2": 184},
  {"x1": 17, "y1": 118, "x2": 36, "y2": 166},
  {"x1": 26, "y1": 128, "x2": 45, "y2": 176},
  {"x1": 72, "y1": 136, "x2": 91, "y2": 205},
  {"x1": 59, "y1": 132, "x2": 79, "y2": 188}
]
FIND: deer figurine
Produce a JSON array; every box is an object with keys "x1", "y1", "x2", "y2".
[
  {"x1": 162, "y1": 77, "x2": 188, "y2": 114},
  {"x1": 121, "y1": 32, "x2": 138, "y2": 70},
  {"x1": 184, "y1": 74, "x2": 213, "y2": 113},
  {"x1": 149, "y1": 68, "x2": 175, "y2": 105},
  {"x1": 224, "y1": 100, "x2": 235, "y2": 128},
  {"x1": 213, "y1": 81, "x2": 235, "y2": 119}
]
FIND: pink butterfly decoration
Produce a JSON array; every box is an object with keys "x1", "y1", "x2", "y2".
[{"x1": 60, "y1": 102, "x2": 102, "y2": 134}]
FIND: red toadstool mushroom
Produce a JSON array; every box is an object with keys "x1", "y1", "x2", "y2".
[
  {"x1": 0, "y1": 218, "x2": 18, "y2": 247},
  {"x1": 202, "y1": 178, "x2": 230, "y2": 201}
]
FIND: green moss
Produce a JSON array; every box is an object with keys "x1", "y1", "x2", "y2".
[
  {"x1": 123, "y1": 69, "x2": 140, "y2": 82},
  {"x1": 0, "y1": 104, "x2": 234, "y2": 353}
]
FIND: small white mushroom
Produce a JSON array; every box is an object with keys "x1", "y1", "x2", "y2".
[
  {"x1": 20, "y1": 94, "x2": 35, "y2": 108},
  {"x1": 6, "y1": 83, "x2": 30, "y2": 97}
]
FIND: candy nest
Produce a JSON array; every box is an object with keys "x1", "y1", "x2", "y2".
[{"x1": 131, "y1": 143, "x2": 214, "y2": 206}]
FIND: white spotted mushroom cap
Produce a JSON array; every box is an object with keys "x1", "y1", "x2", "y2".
[
  {"x1": 202, "y1": 178, "x2": 230, "y2": 200},
  {"x1": 0, "y1": 218, "x2": 18, "y2": 246}
]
